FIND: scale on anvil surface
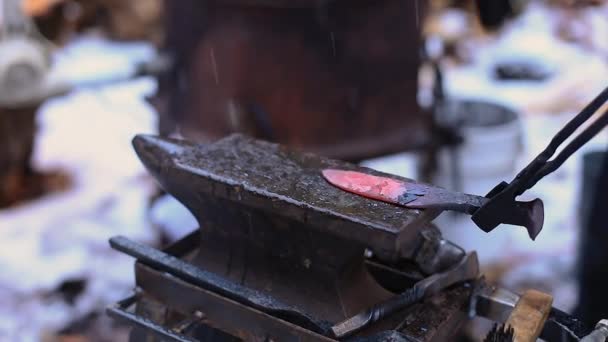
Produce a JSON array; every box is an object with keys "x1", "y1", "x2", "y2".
[{"x1": 107, "y1": 134, "x2": 592, "y2": 342}]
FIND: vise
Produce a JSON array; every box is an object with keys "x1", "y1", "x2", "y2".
[{"x1": 108, "y1": 134, "x2": 476, "y2": 341}]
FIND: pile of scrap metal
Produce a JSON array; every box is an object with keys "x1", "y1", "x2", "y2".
[{"x1": 108, "y1": 133, "x2": 604, "y2": 341}]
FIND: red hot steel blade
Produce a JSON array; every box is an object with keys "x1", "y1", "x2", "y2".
[
  {"x1": 322, "y1": 169, "x2": 544, "y2": 240},
  {"x1": 321, "y1": 169, "x2": 422, "y2": 206},
  {"x1": 322, "y1": 169, "x2": 485, "y2": 214}
]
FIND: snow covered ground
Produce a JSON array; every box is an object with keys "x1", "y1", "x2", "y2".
[{"x1": 0, "y1": 35, "x2": 162, "y2": 341}]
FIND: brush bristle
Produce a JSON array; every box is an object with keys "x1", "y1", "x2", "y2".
[{"x1": 483, "y1": 323, "x2": 514, "y2": 342}]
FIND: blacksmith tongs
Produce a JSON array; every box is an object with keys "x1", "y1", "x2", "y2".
[
  {"x1": 323, "y1": 86, "x2": 608, "y2": 240},
  {"x1": 471, "y1": 85, "x2": 608, "y2": 238}
]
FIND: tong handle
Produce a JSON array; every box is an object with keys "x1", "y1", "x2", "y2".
[
  {"x1": 525, "y1": 107, "x2": 608, "y2": 190},
  {"x1": 512, "y1": 86, "x2": 608, "y2": 196},
  {"x1": 545, "y1": 87, "x2": 608, "y2": 155}
]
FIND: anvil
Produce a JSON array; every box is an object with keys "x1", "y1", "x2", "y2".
[{"x1": 109, "y1": 133, "x2": 473, "y2": 341}]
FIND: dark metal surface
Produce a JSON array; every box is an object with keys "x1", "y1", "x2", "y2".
[
  {"x1": 132, "y1": 134, "x2": 439, "y2": 261},
  {"x1": 470, "y1": 182, "x2": 544, "y2": 240},
  {"x1": 125, "y1": 233, "x2": 474, "y2": 341},
  {"x1": 111, "y1": 134, "x2": 479, "y2": 341},
  {"x1": 135, "y1": 263, "x2": 335, "y2": 341},
  {"x1": 389, "y1": 283, "x2": 473, "y2": 342},
  {"x1": 576, "y1": 151, "x2": 608, "y2": 327},
  {"x1": 132, "y1": 134, "x2": 465, "y2": 326},
  {"x1": 541, "y1": 308, "x2": 592, "y2": 341},
  {"x1": 331, "y1": 252, "x2": 479, "y2": 338},
  {"x1": 110, "y1": 235, "x2": 330, "y2": 333}
]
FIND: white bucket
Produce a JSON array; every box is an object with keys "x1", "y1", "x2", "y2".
[{"x1": 434, "y1": 100, "x2": 523, "y2": 192}]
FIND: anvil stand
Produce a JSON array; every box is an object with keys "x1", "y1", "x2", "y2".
[{"x1": 108, "y1": 134, "x2": 472, "y2": 342}]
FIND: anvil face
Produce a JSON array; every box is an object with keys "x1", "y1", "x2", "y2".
[
  {"x1": 132, "y1": 134, "x2": 439, "y2": 260},
  {"x1": 322, "y1": 169, "x2": 421, "y2": 206}
]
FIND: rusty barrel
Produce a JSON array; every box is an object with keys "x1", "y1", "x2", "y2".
[{"x1": 154, "y1": 0, "x2": 431, "y2": 161}]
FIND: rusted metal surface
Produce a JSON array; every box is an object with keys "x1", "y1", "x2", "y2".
[{"x1": 154, "y1": 0, "x2": 431, "y2": 161}]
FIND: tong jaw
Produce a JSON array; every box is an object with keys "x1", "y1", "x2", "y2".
[{"x1": 471, "y1": 181, "x2": 545, "y2": 240}]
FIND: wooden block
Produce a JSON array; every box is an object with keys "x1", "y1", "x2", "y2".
[{"x1": 506, "y1": 289, "x2": 553, "y2": 342}]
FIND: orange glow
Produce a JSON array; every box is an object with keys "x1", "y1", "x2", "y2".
[{"x1": 322, "y1": 169, "x2": 407, "y2": 203}]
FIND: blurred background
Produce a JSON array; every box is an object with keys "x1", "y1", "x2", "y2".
[{"x1": 0, "y1": 0, "x2": 606, "y2": 340}]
